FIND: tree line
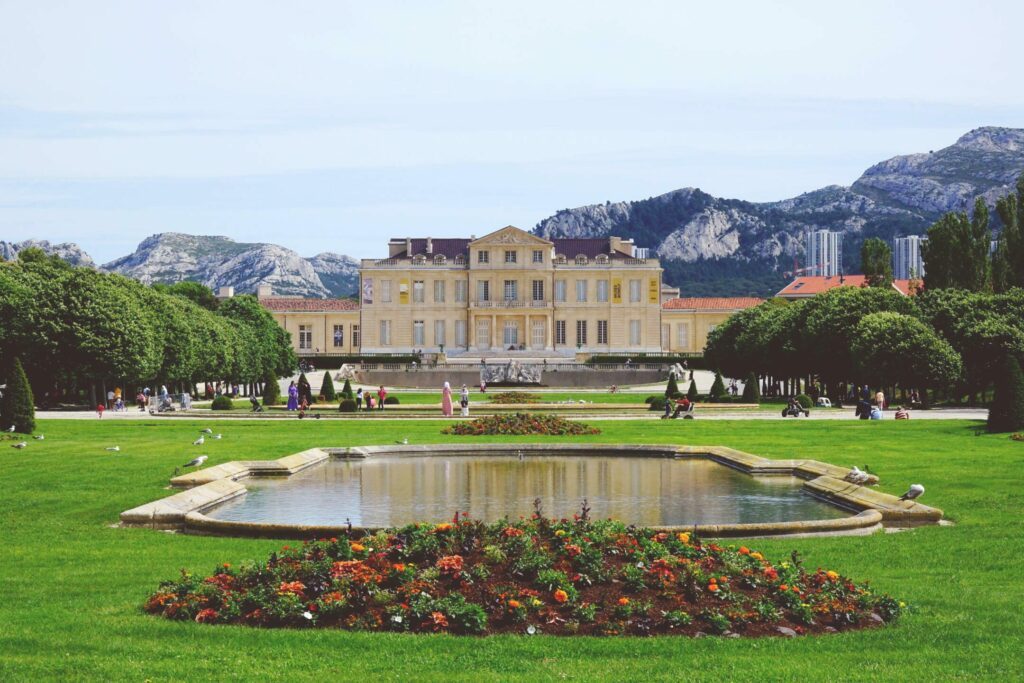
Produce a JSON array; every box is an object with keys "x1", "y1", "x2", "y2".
[{"x1": 0, "y1": 248, "x2": 296, "y2": 408}]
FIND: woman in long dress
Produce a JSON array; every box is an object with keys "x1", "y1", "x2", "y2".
[
  {"x1": 441, "y1": 381, "x2": 454, "y2": 417},
  {"x1": 286, "y1": 381, "x2": 299, "y2": 411}
]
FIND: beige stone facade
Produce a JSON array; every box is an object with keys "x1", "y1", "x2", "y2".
[
  {"x1": 660, "y1": 297, "x2": 765, "y2": 353},
  {"x1": 261, "y1": 296, "x2": 361, "y2": 354}
]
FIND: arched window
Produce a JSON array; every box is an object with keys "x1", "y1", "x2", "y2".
[
  {"x1": 555, "y1": 254, "x2": 567, "y2": 265},
  {"x1": 412, "y1": 254, "x2": 426, "y2": 265},
  {"x1": 454, "y1": 254, "x2": 465, "y2": 265},
  {"x1": 595, "y1": 254, "x2": 609, "y2": 264},
  {"x1": 433, "y1": 254, "x2": 447, "y2": 265},
  {"x1": 575, "y1": 254, "x2": 589, "y2": 265}
]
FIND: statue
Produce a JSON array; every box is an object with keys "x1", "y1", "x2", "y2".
[{"x1": 481, "y1": 360, "x2": 542, "y2": 385}]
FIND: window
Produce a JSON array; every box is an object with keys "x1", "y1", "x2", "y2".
[
  {"x1": 575, "y1": 320, "x2": 588, "y2": 346},
  {"x1": 676, "y1": 322, "x2": 690, "y2": 350},
  {"x1": 555, "y1": 320, "x2": 566, "y2": 345},
  {"x1": 454, "y1": 280, "x2": 468, "y2": 303},
  {"x1": 575, "y1": 279, "x2": 587, "y2": 302},
  {"x1": 352, "y1": 324, "x2": 360, "y2": 348},
  {"x1": 596, "y1": 280, "x2": 609, "y2": 302},
  {"x1": 412, "y1": 254, "x2": 426, "y2": 265},
  {"x1": 380, "y1": 279, "x2": 392, "y2": 303},
  {"x1": 629, "y1": 279, "x2": 641, "y2": 302},
  {"x1": 531, "y1": 320, "x2": 545, "y2": 348},
  {"x1": 412, "y1": 280, "x2": 424, "y2": 303},
  {"x1": 596, "y1": 254, "x2": 609, "y2": 264},
  {"x1": 379, "y1": 320, "x2": 392, "y2": 346},
  {"x1": 575, "y1": 254, "x2": 588, "y2": 265},
  {"x1": 503, "y1": 321, "x2": 519, "y2": 346},
  {"x1": 433, "y1": 254, "x2": 446, "y2": 265},
  {"x1": 455, "y1": 320, "x2": 467, "y2": 347},
  {"x1": 504, "y1": 250, "x2": 517, "y2": 264},
  {"x1": 554, "y1": 279, "x2": 567, "y2": 302},
  {"x1": 629, "y1": 320, "x2": 641, "y2": 346},
  {"x1": 433, "y1": 280, "x2": 445, "y2": 303},
  {"x1": 298, "y1": 325, "x2": 312, "y2": 350},
  {"x1": 532, "y1": 249, "x2": 544, "y2": 263},
  {"x1": 555, "y1": 254, "x2": 567, "y2": 264},
  {"x1": 454, "y1": 254, "x2": 465, "y2": 265},
  {"x1": 434, "y1": 320, "x2": 446, "y2": 346},
  {"x1": 413, "y1": 320, "x2": 425, "y2": 346},
  {"x1": 477, "y1": 250, "x2": 489, "y2": 264},
  {"x1": 532, "y1": 279, "x2": 544, "y2": 301},
  {"x1": 477, "y1": 280, "x2": 490, "y2": 302},
  {"x1": 503, "y1": 280, "x2": 518, "y2": 301},
  {"x1": 597, "y1": 320, "x2": 608, "y2": 345},
  {"x1": 333, "y1": 324, "x2": 344, "y2": 348}
]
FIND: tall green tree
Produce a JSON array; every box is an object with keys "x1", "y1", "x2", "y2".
[
  {"x1": 987, "y1": 354, "x2": 1024, "y2": 432},
  {"x1": 922, "y1": 197, "x2": 992, "y2": 291},
  {"x1": 153, "y1": 281, "x2": 220, "y2": 311},
  {"x1": 993, "y1": 173, "x2": 1024, "y2": 291},
  {"x1": 861, "y1": 237, "x2": 893, "y2": 287},
  {"x1": 1, "y1": 357, "x2": 35, "y2": 433}
]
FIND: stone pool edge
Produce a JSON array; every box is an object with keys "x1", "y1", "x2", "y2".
[{"x1": 118, "y1": 444, "x2": 941, "y2": 537}]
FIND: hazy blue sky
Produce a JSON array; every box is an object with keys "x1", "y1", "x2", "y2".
[{"x1": 2, "y1": 0, "x2": 1023, "y2": 263}]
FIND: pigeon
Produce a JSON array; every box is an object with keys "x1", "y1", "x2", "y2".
[
  {"x1": 193, "y1": 436, "x2": 205, "y2": 446},
  {"x1": 395, "y1": 437, "x2": 408, "y2": 445},
  {"x1": 105, "y1": 446, "x2": 120, "y2": 452},
  {"x1": 33, "y1": 434, "x2": 45, "y2": 440},
  {"x1": 899, "y1": 484, "x2": 925, "y2": 501},
  {"x1": 200, "y1": 428, "x2": 213, "y2": 434},
  {"x1": 11, "y1": 441, "x2": 27, "y2": 449},
  {"x1": 5, "y1": 425, "x2": 14, "y2": 433},
  {"x1": 213, "y1": 434, "x2": 222, "y2": 440},
  {"x1": 182, "y1": 455, "x2": 208, "y2": 468}
]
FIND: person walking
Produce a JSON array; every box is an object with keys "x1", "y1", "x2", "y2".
[
  {"x1": 286, "y1": 381, "x2": 299, "y2": 411},
  {"x1": 355, "y1": 387, "x2": 363, "y2": 411},
  {"x1": 441, "y1": 381, "x2": 454, "y2": 417},
  {"x1": 377, "y1": 385, "x2": 387, "y2": 411},
  {"x1": 460, "y1": 384, "x2": 470, "y2": 416},
  {"x1": 875, "y1": 390, "x2": 886, "y2": 410}
]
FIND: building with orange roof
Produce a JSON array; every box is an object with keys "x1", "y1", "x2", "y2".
[
  {"x1": 660, "y1": 297, "x2": 765, "y2": 353},
  {"x1": 776, "y1": 275, "x2": 921, "y2": 300}
]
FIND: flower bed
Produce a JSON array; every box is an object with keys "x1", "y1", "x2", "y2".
[
  {"x1": 441, "y1": 413, "x2": 600, "y2": 436},
  {"x1": 488, "y1": 392, "x2": 543, "y2": 404},
  {"x1": 144, "y1": 516, "x2": 902, "y2": 636}
]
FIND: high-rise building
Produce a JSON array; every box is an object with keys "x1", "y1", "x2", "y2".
[
  {"x1": 892, "y1": 236, "x2": 926, "y2": 280},
  {"x1": 805, "y1": 230, "x2": 843, "y2": 277}
]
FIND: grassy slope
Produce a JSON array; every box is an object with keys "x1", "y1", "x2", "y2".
[{"x1": 1, "y1": 419, "x2": 1022, "y2": 681}]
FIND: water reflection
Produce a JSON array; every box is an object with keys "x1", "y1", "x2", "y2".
[{"x1": 207, "y1": 456, "x2": 848, "y2": 527}]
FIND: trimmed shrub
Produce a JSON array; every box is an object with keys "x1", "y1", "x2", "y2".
[
  {"x1": 686, "y1": 379, "x2": 698, "y2": 402},
  {"x1": 707, "y1": 371, "x2": 726, "y2": 402},
  {"x1": 665, "y1": 374, "x2": 681, "y2": 399},
  {"x1": 988, "y1": 355, "x2": 1024, "y2": 433},
  {"x1": 644, "y1": 395, "x2": 657, "y2": 404},
  {"x1": 341, "y1": 378, "x2": 354, "y2": 400},
  {"x1": 298, "y1": 372, "x2": 313, "y2": 404},
  {"x1": 339, "y1": 398, "x2": 356, "y2": 413},
  {"x1": 648, "y1": 396, "x2": 667, "y2": 412},
  {"x1": 262, "y1": 372, "x2": 281, "y2": 406},
  {"x1": 795, "y1": 394, "x2": 813, "y2": 410},
  {"x1": 1, "y1": 357, "x2": 35, "y2": 433},
  {"x1": 384, "y1": 396, "x2": 400, "y2": 405},
  {"x1": 741, "y1": 372, "x2": 760, "y2": 403},
  {"x1": 321, "y1": 371, "x2": 337, "y2": 402},
  {"x1": 210, "y1": 395, "x2": 233, "y2": 411}
]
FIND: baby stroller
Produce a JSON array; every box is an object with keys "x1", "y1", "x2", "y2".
[
  {"x1": 250, "y1": 395, "x2": 264, "y2": 413},
  {"x1": 151, "y1": 395, "x2": 175, "y2": 413},
  {"x1": 781, "y1": 398, "x2": 809, "y2": 418}
]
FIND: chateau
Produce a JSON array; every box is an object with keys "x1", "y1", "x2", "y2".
[{"x1": 258, "y1": 225, "x2": 762, "y2": 358}]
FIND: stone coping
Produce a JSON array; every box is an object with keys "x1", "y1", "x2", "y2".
[{"x1": 119, "y1": 443, "x2": 942, "y2": 537}]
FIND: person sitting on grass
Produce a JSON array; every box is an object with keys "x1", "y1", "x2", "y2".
[
  {"x1": 870, "y1": 405, "x2": 883, "y2": 420},
  {"x1": 895, "y1": 406, "x2": 910, "y2": 420}
]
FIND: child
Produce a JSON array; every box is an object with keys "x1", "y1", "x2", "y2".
[{"x1": 96, "y1": 403, "x2": 105, "y2": 418}]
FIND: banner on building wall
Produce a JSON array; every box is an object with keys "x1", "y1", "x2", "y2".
[
  {"x1": 399, "y1": 278, "x2": 410, "y2": 304},
  {"x1": 611, "y1": 278, "x2": 622, "y2": 304},
  {"x1": 362, "y1": 278, "x2": 373, "y2": 304},
  {"x1": 648, "y1": 278, "x2": 659, "y2": 304}
]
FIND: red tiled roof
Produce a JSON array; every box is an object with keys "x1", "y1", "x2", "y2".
[
  {"x1": 260, "y1": 297, "x2": 360, "y2": 312},
  {"x1": 776, "y1": 276, "x2": 919, "y2": 297},
  {"x1": 662, "y1": 297, "x2": 765, "y2": 310}
]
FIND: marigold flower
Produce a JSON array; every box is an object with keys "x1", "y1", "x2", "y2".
[
  {"x1": 779, "y1": 584, "x2": 789, "y2": 591},
  {"x1": 677, "y1": 533, "x2": 690, "y2": 544},
  {"x1": 708, "y1": 583, "x2": 719, "y2": 592},
  {"x1": 508, "y1": 599, "x2": 522, "y2": 609},
  {"x1": 435, "y1": 523, "x2": 453, "y2": 532},
  {"x1": 751, "y1": 552, "x2": 764, "y2": 561},
  {"x1": 738, "y1": 546, "x2": 750, "y2": 555},
  {"x1": 553, "y1": 589, "x2": 568, "y2": 603},
  {"x1": 349, "y1": 542, "x2": 365, "y2": 552},
  {"x1": 826, "y1": 570, "x2": 839, "y2": 580},
  {"x1": 554, "y1": 529, "x2": 566, "y2": 537},
  {"x1": 618, "y1": 597, "x2": 630, "y2": 606}
]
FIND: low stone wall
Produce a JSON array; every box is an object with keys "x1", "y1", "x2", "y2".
[{"x1": 355, "y1": 368, "x2": 665, "y2": 388}]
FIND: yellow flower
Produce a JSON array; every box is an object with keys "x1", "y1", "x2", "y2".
[
  {"x1": 750, "y1": 552, "x2": 764, "y2": 561},
  {"x1": 676, "y1": 533, "x2": 690, "y2": 544},
  {"x1": 826, "y1": 570, "x2": 839, "y2": 580},
  {"x1": 531, "y1": 598, "x2": 543, "y2": 607},
  {"x1": 554, "y1": 530, "x2": 566, "y2": 537}
]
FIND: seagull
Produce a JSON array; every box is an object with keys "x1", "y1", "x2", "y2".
[
  {"x1": 11, "y1": 441, "x2": 27, "y2": 449},
  {"x1": 193, "y1": 436, "x2": 205, "y2": 446},
  {"x1": 213, "y1": 434, "x2": 222, "y2": 440},
  {"x1": 33, "y1": 434, "x2": 45, "y2": 440},
  {"x1": 5, "y1": 425, "x2": 14, "y2": 433},
  {"x1": 899, "y1": 484, "x2": 925, "y2": 501},
  {"x1": 105, "y1": 446, "x2": 120, "y2": 452},
  {"x1": 182, "y1": 455, "x2": 208, "y2": 468},
  {"x1": 844, "y1": 466, "x2": 870, "y2": 485},
  {"x1": 395, "y1": 437, "x2": 408, "y2": 445},
  {"x1": 200, "y1": 428, "x2": 213, "y2": 434}
]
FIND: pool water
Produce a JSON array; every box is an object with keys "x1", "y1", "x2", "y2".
[{"x1": 205, "y1": 455, "x2": 848, "y2": 527}]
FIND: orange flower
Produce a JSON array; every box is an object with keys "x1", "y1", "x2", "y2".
[
  {"x1": 393, "y1": 563, "x2": 406, "y2": 573},
  {"x1": 430, "y1": 611, "x2": 449, "y2": 630},
  {"x1": 738, "y1": 546, "x2": 750, "y2": 555},
  {"x1": 508, "y1": 599, "x2": 522, "y2": 609},
  {"x1": 553, "y1": 589, "x2": 568, "y2": 604},
  {"x1": 676, "y1": 532, "x2": 690, "y2": 544},
  {"x1": 826, "y1": 570, "x2": 839, "y2": 580},
  {"x1": 708, "y1": 583, "x2": 719, "y2": 592},
  {"x1": 349, "y1": 542, "x2": 365, "y2": 552},
  {"x1": 435, "y1": 522, "x2": 453, "y2": 532},
  {"x1": 750, "y1": 552, "x2": 764, "y2": 561},
  {"x1": 617, "y1": 597, "x2": 630, "y2": 606},
  {"x1": 779, "y1": 584, "x2": 789, "y2": 591}
]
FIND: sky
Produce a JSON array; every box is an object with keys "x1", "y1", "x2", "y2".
[{"x1": 1, "y1": 0, "x2": 1023, "y2": 264}]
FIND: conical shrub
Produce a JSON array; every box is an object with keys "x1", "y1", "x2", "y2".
[
  {"x1": 341, "y1": 378, "x2": 354, "y2": 400},
  {"x1": 686, "y1": 379, "x2": 698, "y2": 402},
  {"x1": 708, "y1": 371, "x2": 726, "y2": 402},
  {"x1": 741, "y1": 372, "x2": 760, "y2": 403},
  {"x1": 988, "y1": 355, "x2": 1024, "y2": 433},
  {"x1": 1, "y1": 357, "x2": 35, "y2": 433},
  {"x1": 321, "y1": 371, "x2": 337, "y2": 401},
  {"x1": 665, "y1": 373, "x2": 681, "y2": 399},
  {"x1": 262, "y1": 371, "x2": 281, "y2": 406}
]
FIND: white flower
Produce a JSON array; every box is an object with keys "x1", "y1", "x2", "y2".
[
  {"x1": 526, "y1": 625, "x2": 537, "y2": 635},
  {"x1": 391, "y1": 615, "x2": 403, "y2": 624},
  {"x1": 302, "y1": 611, "x2": 314, "y2": 620}
]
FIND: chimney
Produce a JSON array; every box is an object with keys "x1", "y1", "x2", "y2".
[
  {"x1": 426, "y1": 237, "x2": 433, "y2": 254},
  {"x1": 257, "y1": 284, "x2": 273, "y2": 298},
  {"x1": 388, "y1": 238, "x2": 405, "y2": 258},
  {"x1": 405, "y1": 237, "x2": 413, "y2": 256},
  {"x1": 609, "y1": 236, "x2": 622, "y2": 254},
  {"x1": 217, "y1": 286, "x2": 235, "y2": 299}
]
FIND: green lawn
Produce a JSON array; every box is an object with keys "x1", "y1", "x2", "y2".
[{"x1": 2, "y1": 418, "x2": 1022, "y2": 681}]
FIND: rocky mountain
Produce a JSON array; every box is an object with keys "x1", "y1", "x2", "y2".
[
  {"x1": 0, "y1": 239, "x2": 96, "y2": 268},
  {"x1": 535, "y1": 127, "x2": 1024, "y2": 296},
  {"x1": 102, "y1": 233, "x2": 360, "y2": 298}
]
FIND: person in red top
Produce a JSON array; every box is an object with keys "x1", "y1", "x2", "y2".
[
  {"x1": 377, "y1": 385, "x2": 387, "y2": 411},
  {"x1": 671, "y1": 396, "x2": 691, "y2": 418}
]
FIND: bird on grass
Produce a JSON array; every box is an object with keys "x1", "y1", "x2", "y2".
[
  {"x1": 213, "y1": 433, "x2": 222, "y2": 440},
  {"x1": 844, "y1": 466, "x2": 870, "y2": 485},
  {"x1": 395, "y1": 437, "x2": 408, "y2": 445},
  {"x1": 200, "y1": 428, "x2": 213, "y2": 434},
  {"x1": 193, "y1": 435, "x2": 205, "y2": 446},
  {"x1": 33, "y1": 434, "x2": 45, "y2": 440},
  {"x1": 5, "y1": 425, "x2": 14, "y2": 433},
  {"x1": 899, "y1": 484, "x2": 925, "y2": 501},
  {"x1": 11, "y1": 441, "x2": 27, "y2": 449},
  {"x1": 105, "y1": 446, "x2": 120, "y2": 452},
  {"x1": 182, "y1": 455, "x2": 208, "y2": 468}
]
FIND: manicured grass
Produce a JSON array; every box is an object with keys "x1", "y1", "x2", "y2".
[{"x1": 2, "y1": 418, "x2": 1022, "y2": 681}]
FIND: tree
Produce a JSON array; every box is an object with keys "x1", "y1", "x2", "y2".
[
  {"x1": 922, "y1": 198, "x2": 992, "y2": 291},
  {"x1": 262, "y1": 370, "x2": 281, "y2": 406},
  {"x1": 708, "y1": 371, "x2": 726, "y2": 402},
  {"x1": 741, "y1": 372, "x2": 760, "y2": 403},
  {"x1": 686, "y1": 379, "x2": 698, "y2": 402},
  {"x1": 861, "y1": 237, "x2": 893, "y2": 287},
  {"x1": 341, "y1": 378, "x2": 354, "y2": 400},
  {"x1": 321, "y1": 371, "x2": 337, "y2": 401},
  {"x1": 154, "y1": 281, "x2": 220, "y2": 311},
  {"x1": 994, "y1": 173, "x2": 1024, "y2": 291},
  {"x1": 1, "y1": 357, "x2": 35, "y2": 433},
  {"x1": 987, "y1": 354, "x2": 1024, "y2": 432},
  {"x1": 665, "y1": 373, "x2": 681, "y2": 399}
]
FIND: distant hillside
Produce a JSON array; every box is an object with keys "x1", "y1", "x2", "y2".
[
  {"x1": 534, "y1": 127, "x2": 1024, "y2": 296},
  {"x1": 0, "y1": 239, "x2": 96, "y2": 268}
]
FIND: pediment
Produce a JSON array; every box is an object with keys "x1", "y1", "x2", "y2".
[{"x1": 470, "y1": 226, "x2": 553, "y2": 247}]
